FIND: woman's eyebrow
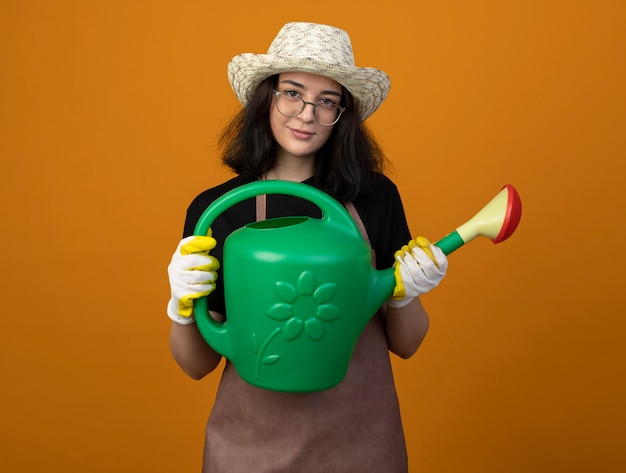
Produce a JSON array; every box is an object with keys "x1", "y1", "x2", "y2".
[{"x1": 279, "y1": 79, "x2": 342, "y2": 97}]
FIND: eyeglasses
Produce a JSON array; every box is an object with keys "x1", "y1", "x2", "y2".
[{"x1": 272, "y1": 89, "x2": 346, "y2": 126}]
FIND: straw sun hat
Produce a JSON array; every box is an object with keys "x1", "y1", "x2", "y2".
[{"x1": 227, "y1": 22, "x2": 390, "y2": 122}]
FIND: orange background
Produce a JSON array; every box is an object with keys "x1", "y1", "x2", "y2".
[{"x1": 1, "y1": 1, "x2": 624, "y2": 471}]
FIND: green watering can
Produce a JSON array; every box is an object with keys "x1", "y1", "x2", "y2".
[
  {"x1": 193, "y1": 180, "x2": 522, "y2": 393},
  {"x1": 193, "y1": 180, "x2": 393, "y2": 393}
]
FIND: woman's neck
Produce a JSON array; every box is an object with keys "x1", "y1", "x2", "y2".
[{"x1": 265, "y1": 156, "x2": 314, "y2": 182}]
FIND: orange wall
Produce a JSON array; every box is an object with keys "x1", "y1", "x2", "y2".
[{"x1": 1, "y1": 1, "x2": 624, "y2": 471}]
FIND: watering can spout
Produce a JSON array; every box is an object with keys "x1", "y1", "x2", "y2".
[{"x1": 435, "y1": 184, "x2": 522, "y2": 254}]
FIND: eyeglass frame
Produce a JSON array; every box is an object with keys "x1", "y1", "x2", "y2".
[{"x1": 272, "y1": 89, "x2": 347, "y2": 126}]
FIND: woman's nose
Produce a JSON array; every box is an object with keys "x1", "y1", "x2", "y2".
[{"x1": 297, "y1": 101, "x2": 316, "y2": 122}]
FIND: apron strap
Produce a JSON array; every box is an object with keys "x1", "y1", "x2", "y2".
[
  {"x1": 344, "y1": 202, "x2": 370, "y2": 246},
  {"x1": 344, "y1": 201, "x2": 376, "y2": 268},
  {"x1": 256, "y1": 175, "x2": 267, "y2": 222},
  {"x1": 255, "y1": 194, "x2": 267, "y2": 222}
]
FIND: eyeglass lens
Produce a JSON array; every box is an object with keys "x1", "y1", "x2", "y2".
[{"x1": 274, "y1": 91, "x2": 342, "y2": 126}]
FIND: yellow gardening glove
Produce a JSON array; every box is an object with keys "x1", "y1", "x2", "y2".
[
  {"x1": 167, "y1": 234, "x2": 220, "y2": 325},
  {"x1": 388, "y1": 236, "x2": 448, "y2": 308}
]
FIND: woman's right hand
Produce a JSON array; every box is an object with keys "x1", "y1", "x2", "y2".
[{"x1": 167, "y1": 234, "x2": 220, "y2": 325}]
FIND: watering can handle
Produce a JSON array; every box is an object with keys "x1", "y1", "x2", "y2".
[{"x1": 193, "y1": 180, "x2": 362, "y2": 238}]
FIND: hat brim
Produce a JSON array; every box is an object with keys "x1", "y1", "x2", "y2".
[{"x1": 228, "y1": 53, "x2": 390, "y2": 122}]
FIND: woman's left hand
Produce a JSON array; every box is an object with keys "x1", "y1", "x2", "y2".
[{"x1": 388, "y1": 236, "x2": 448, "y2": 308}]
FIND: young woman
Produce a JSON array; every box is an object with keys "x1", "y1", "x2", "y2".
[{"x1": 167, "y1": 22, "x2": 447, "y2": 472}]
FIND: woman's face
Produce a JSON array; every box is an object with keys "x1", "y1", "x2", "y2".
[{"x1": 270, "y1": 71, "x2": 343, "y2": 165}]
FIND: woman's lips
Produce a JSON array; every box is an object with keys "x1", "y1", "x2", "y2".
[{"x1": 290, "y1": 128, "x2": 314, "y2": 140}]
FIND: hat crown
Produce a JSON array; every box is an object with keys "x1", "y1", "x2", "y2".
[{"x1": 267, "y1": 22, "x2": 356, "y2": 67}]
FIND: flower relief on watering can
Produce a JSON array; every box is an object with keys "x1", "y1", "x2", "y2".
[{"x1": 250, "y1": 270, "x2": 340, "y2": 380}]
